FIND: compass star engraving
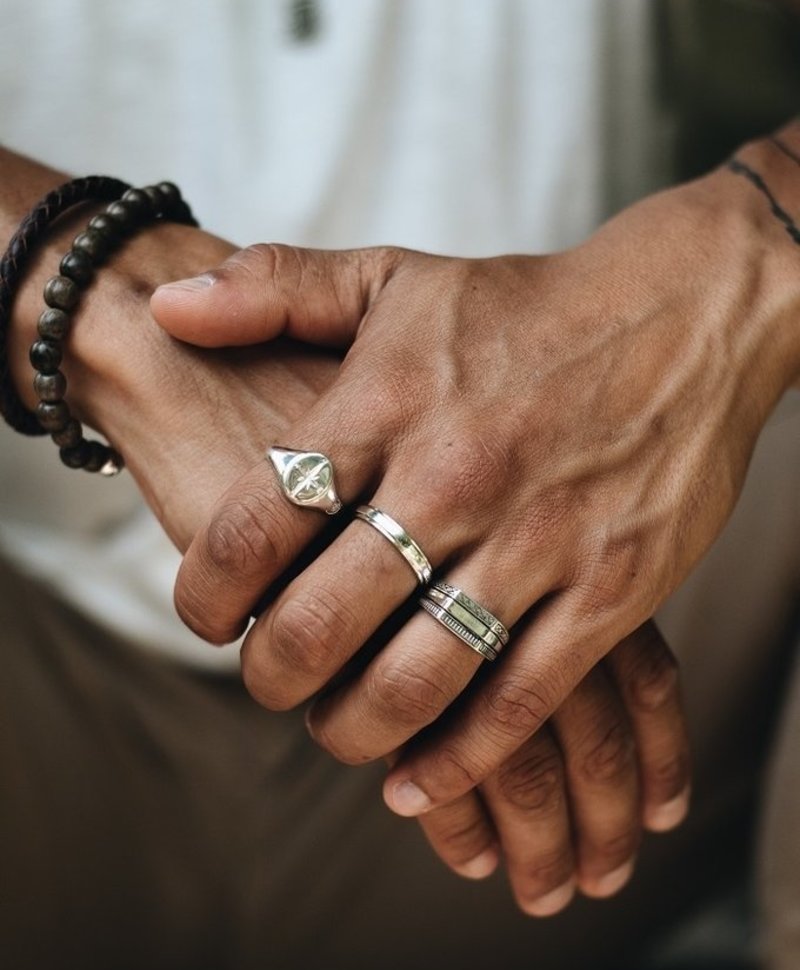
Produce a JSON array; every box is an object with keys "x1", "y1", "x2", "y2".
[
  {"x1": 267, "y1": 447, "x2": 343, "y2": 515},
  {"x1": 287, "y1": 454, "x2": 333, "y2": 502}
]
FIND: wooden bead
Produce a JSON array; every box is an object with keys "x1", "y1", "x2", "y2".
[
  {"x1": 87, "y1": 212, "x2": 120, "y2": 240},
  {"x1": 121, "y1": 187, "x2": 151, "y2": 218},
  {"x1": 84, "y1": 441, "x2": 111, "y2": 473},
  {"x1": 36, "y1": 400, "x2": 71, "y2": 432},
  {"x1": 44, "y1": 275, "x2": 79, "y2": 311},
  {"x1": 143, "y1": 185, "x2": 164, "y2": 213},
  {"x1": 51, "y1": 418, "x2": 83, "y2": 448},
  {"x1": 60, "y1": 249, "x2": 94, "y2": 285},
  {"x1": 105, "y1": 200, "x2": 137, "y2": 231},
  {"x1": 29, "y1": 340, "x2": 62, "y2": 374},
  {"x1": 60, "y1": 440, "x2": 92, "y2": 469},
  {"x1": 157, "y1": 182, "x2": 181, "y2": 210},
  {"x1": 73, "y1": 228, "x2": 111, "y2": 264},
  {"x1": 37, "y1": 309, "x2": 70, "y2": 341},
  {"x1": 33, "y1": 371, "x2": 66, "y2": 402}
]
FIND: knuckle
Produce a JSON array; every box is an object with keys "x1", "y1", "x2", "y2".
[
  {"x1": 172, "y1": 567, "x2": 232, "y2": 645},
  {"x1": 306, "y1": 715, "x2": 371, "y2": 766},
  {"x1": 577, "y1": 721, "x2": 635, "y2": 785},
  {"x1": 368, "y1": 655, "x2": 451, "y2": 729},
  {"x1": 361, "y1": 245, "x2": 404, "y2": 289},
  {"x1": 497, "y1": 748, "x2": 565, "y2": 814},
  {"x1": 431, "y1": 744, "x2": 490, "y2": 795},
  {"x1": 484, "y1": 676, "x2": 553, "y2": 743},
  {"x1": 427, "y1": 811, "x2": 492, "y2": 863},
  {"x1": 626, "y1": 646, "x2": 680, "y2": 713},
  {"x1": 576, "y1": 539, "x2": 648, "y2": 617},
  {"x1": 231, "y1": 242, "x2": 292, "y2": 281},
  {"x1": 648, "y1": 753, "x2": 690, "y2": 799},
  {"x1": 593, "y1": 830, "x2": 640, "y2": 867},
  {"x1": 269, "y1": 587, "x2": 356, "y2": 684},
  {"x1": 205, "y1": 486, "x2": 289, "y2": 578},
  {"x1": 516, "y1": 848, "x2": 574, "y2": 898},
  {"x1": 418, "y1": 428, "x2": 516, "y2": 524},
  {"x1": 240, "y1": 645, "x2": 276, "y2": 710}
]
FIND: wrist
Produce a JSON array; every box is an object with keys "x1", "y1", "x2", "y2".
[{"x1": 707, "y1": 122, "x2": 800, "y2": 397}]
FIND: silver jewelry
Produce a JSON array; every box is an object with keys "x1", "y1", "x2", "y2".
[
  {"x1": 354, "y1": 505, "x2": 432, "y2": 585},
  {"x1": 267, "y1": 446, "x2": 343, "y2": 515},
  {"x1": 425, "y1": 583, "x2": 510, "y2": 647},
  {"x1": 419, "y1": 599, "x2": 499, "y2": 662}
]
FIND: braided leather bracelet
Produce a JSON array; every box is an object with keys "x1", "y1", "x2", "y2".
[{"x1": 0, "y1": 178, "x2": 198, "y2": 473}]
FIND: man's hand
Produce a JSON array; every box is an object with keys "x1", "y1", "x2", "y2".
[
  {"x1": 1, "y1": 148, "x2": 690, "y2": 915},
  {"x1": 416, "y1": 621, "x2": 689, "y2": 913},
  {"x1": 152, "y1": 127, "x2": 800, "y2": 820}
]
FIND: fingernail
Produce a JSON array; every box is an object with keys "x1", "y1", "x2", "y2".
[
  {"x1": 522, "y1": 880, "x2": 576, "y2": 917},
  {"x1": 645, "y1": 788, "x2": 690, "y2": 833},
  {"x1": 455, "y1": 847, "x2": 500, "y2": 880},
  {"x1": 583, "y1": 860, "x2": 634, "y2": 899},
  {"x1": 156, "y1": 273, "x2": 215, "y2": 296},
  {"x1": 387, "y1": 780, "x2": 431, "y2": 816}
]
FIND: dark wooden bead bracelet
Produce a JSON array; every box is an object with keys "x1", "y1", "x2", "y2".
[
  {"x1": 0, "y1": 176, "x2": 131, "y2": 435},
  {"x1": 24, "y1": 182, "x2": 198, "y2": 474}
]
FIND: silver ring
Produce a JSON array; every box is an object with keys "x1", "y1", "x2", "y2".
[
  {"x1": 267, "y1": 446, "x2": 343, "y2": 515},
  {"x1": 426, "y1": 583, "x2": 510, "y2": 647},
  {"x1": 419, "y1": 599, "x2": 499, "y2": 662},
  {"x1": 354, "y1": 505, "x2": 432, "y2": 585}
]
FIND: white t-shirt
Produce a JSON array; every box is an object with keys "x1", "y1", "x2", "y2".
[{"x1": 0, "y1": 0, "x2": 668, "y2": 665}]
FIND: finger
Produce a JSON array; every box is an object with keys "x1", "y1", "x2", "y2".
[
  {"x1": 550, "y1": 668, "x2": 640, "y2": 899},
  {"x1": 479, "y1": 729, "x2": 577, "y2": 917},
  {"x1": 382, "y1": 591, "x2": 622, "y2": 816},
  {"x1": 151, "y1": 243, "x2": 402, "y2": 348},
  {"x1": 605, "y1": 621, "x2": 691, "y2": 833},
  {"x1": 238, "y1": 500, "x2": 458, "y2": 713},
  {"x1": 305, "y1": 547, "x2": 561, "y2": 764},
  {"x1": 174, "y1": 387, "x2": 387, "y2": 644},
  {"x1": 416, "y1": 790, "x2": 500, "y2": 881}
]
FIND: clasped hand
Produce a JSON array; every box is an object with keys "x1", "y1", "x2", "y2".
[{"x1": 153, "y1": 180, "x2": 787, "y2": 910}]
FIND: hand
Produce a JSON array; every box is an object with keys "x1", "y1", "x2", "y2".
[
  {"x1": 1, "y1": 155, "x2": 690, "y2": 914},
  {"x1": 151, "y1": 137, "x2": 800, "y2": 818},
  {"x1": 417, "y1": 621, "x2": 689, "y2": 914}
]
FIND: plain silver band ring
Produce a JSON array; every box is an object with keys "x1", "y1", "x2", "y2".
[
  {"x1": 354, "y1": 505, "x2": 432, "y2": 585},
  {"x1": 426, "y1": 583, "x2": 510, "y2": 646},
  {"x1": 419, "y1": 599, "x2": 499, "y2": 662}
]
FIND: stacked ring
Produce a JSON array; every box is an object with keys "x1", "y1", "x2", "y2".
[{"x1": 420, "y1": 582, "x2": 509, "y2": 662}]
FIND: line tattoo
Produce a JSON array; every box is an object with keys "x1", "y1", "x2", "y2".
[
  {"x1": 770, "y1": 136, "x2": 800, "y2": 170},
  {"x1": 727, "y1": 156, "x2": 800, "y2": 246}
]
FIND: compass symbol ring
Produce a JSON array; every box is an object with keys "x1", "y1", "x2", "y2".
[{"x1": 266, "y1": 447, "x2": 343, "y2": 515}]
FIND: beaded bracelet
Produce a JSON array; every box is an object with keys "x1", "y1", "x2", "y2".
[
  {"x1": 2, "y1": 179, "x2": 198, "y2": 474},
  {"x1": 0, "y1": 176, "x2": 132, "y2": 435}
]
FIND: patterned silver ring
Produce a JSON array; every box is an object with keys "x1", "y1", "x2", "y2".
[
  {"x1": 419, "y1": 599, "x2": 499, "y2": 662},
  {"x1": 267, "y1": 446, "x2": 343, "y2": 515},
  {"x1": 426, "y1": 583, "x2": 510, "y2": 647},
  {"x1": 354, "y1": 505, "x2": 432, "y2": 585}
]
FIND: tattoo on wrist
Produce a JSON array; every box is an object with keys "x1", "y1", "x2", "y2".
[
  {"x1": 770, "y1": 136, "x2": 800, "y2": 169},
  {"x1": 727, "y1": 156, "x2": 800, "y2": 246}
]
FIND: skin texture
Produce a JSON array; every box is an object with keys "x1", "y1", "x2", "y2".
[
  {"x1": 152, "y1": 126, "x2": 800, "y2": 844},
  {"x1": 1, "y1": 148, "x2": 691, "y2": 915}
]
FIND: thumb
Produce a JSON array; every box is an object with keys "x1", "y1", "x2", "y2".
[{"x1": 151, "y1": 242, "x2": 401, "y2": 348}]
